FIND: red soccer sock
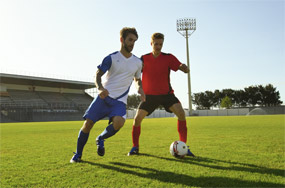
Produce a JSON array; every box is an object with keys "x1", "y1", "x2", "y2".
[
  {"x1": 177, "y1": 120, "x2": 187, "y2": 143},
  {"x1": 132, "y1": 125, "x2": 141, "y2": 147}
]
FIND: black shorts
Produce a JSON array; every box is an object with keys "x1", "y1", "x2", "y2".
[{"x1": 138, "y1": 94, "x2": 180, "y2": 116}]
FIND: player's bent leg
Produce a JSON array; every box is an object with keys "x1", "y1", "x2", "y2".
[
  {"x1": 128, "y1": 124, "x2": 141, "y2": 156},
  {"x1": 169, "y1": 103, "x2": 187, "y2": 142},
  {"x1": 96, "y1": 116, "x2": 125, "y2": 156},
  {"x1": 169, "y1": 103, "x2": 196, "y2": 157},
  {"x1": 82, "y1": 119, "x2": 95, "y2": 133},
  {"x1": 133, "y1": 109, "x2": 148, "y2": 126},
  {"x1": 169, "y1": 103, "x2": 186, "y2": 121},
  {"x1": 128, "y1": 109, "x2": 148, "y2": 156},
  {"x1": 112, "y1": 116, "x2": 125, "y2": 130},
  {"x1": 70, "y1": 119, "x2": 94, "y2": 163}
]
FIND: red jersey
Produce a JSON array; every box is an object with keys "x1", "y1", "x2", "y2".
[{"x1": 141, "y1": 52, "x2": 181, "y2": 95}]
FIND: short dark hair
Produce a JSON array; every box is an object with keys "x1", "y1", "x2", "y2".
[
  {"x1": 120, "y1": 27, "x2": 138, "y2": 40},
  {"x1": 151, "y1": 32, "x2": 164, "y2": 40}
]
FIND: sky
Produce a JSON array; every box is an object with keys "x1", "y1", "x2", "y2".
[{"x1": 0, "y1": 0, "x2": 284, "y2": 109}]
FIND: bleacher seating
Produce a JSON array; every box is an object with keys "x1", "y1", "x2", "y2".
[
  {"x1": 1, "y1": 89, "x2": 94, "y2": 122},
  {"x1": 62, "y1": 93, "x2": 93, "y2": 105},
  {"x1": 37, "y1": 91, "x2": 71, "y2": 103},
  {"x1": 36, "y1": 91, "x2": 73, "y2": 109},
  {"x1": 7, "y1": 90, "x2": 49, "y2": 107},
  {"x1": 0, "y1": 95, "x2": 14, "y2": 105},
  {"x1": 62, "y1": 93, "x2": 93, "y2": 110},
  {"x1": 2, "y1": 89, "x2": 93, "y2": 110}
]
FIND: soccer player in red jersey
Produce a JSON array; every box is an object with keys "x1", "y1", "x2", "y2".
[{"x1": 128, "y1": 32, "x2": 195, "y2": 157}]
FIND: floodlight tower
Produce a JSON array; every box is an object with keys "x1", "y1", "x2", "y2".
[{"x1": 177, "y1": 18, "x2": 196, "y2": 116}]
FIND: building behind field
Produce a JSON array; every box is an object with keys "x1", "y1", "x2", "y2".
[{"x1": 0, "y1": 73, "x2": 96, "y2": 122}]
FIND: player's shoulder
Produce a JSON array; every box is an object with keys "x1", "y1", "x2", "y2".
[
  {"x1": 141, "y1": 53, "x2": 152, "y2": 61},
  {"x1": 104, "y1": 51, "x2": 119, "y2": 60},
  {"x1": 161, "y1": 52, "x2": 174, "y2": 56},
  {"x1": 161, "y1": 53, "x2": 178, "y2": 61},
  {"x1": 108, "y1": 51, "x2": 119, "y2": 57},
  {"x1": 141, "y1": 53, "x2": 152, "y2": 58}
]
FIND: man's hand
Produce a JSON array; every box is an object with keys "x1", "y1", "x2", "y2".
[
  {"x1": 98, "y1": 88, "x2": 109, "y2": 99},
  {"x1": 179, "y1": 64, "x2": 189, "y2": 73},
  {"x1": 95, "y1": 69, "x2": 109, "y2": 99},
  {"x1": 134, "y1": 77, "x2": 145, "y2": 102}
]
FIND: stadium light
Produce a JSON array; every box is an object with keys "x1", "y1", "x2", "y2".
[{"x1": 177, "y1": 18, "x2": 196, "y2": 116}]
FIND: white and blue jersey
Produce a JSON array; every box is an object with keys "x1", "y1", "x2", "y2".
[
  {"x1": 98, "y1": 51, "x2": 142, "y2": 104},
  {"x1": 83, "y1": 51, "x2": 142, "y2": 123}
]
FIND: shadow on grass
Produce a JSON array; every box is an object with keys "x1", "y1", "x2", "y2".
[
  {"x1": 139, "y1": 153, "x2": 285, "y2": 178},
  {"x1": 83, "y1": 160, "x2": 283, "y2": 187}
]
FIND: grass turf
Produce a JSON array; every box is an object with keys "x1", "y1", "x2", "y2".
[{"x1": 0, "y1": 115, "x2": 284, "y2": 187}]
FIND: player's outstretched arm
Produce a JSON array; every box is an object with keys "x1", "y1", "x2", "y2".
[
  {"x1": 95, "y1": 69, "x2": 109, "y2": 99},
  {"x1": 179, "y1": 64, "x2": 189, "y2": 73},
  {"x1": 134, "y1": 78, "x2": 146, "y2": 102}
]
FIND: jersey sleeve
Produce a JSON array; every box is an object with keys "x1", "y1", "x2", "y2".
[
  {"x1": 169, "y1": 54, "x2": 182, "y2": 71},
  {"x1": 97, "y1": 55, "x2": 112, "y2": 73}
]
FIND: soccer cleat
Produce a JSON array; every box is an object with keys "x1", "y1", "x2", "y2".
[
  {"x1": 70, "y1": 152, "x2": 82, "y2": 163},
  {"x1": 187, "y1": 148, "x2": 196, "y2": 157},
  {"x1": 127, "y1": 146, "x2": 139, "y2": 156},
  {"x1": 96, "y1": 136, "x2": 105, "y2": 156}
]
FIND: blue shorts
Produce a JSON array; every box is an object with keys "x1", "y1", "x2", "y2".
[{"x1": 83, "y1": 96, "x2": 126, "y2": 123}]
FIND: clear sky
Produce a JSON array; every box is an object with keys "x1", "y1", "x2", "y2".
[{"x1": 0, "y1": 0, "x2": 284, "y2": 109}]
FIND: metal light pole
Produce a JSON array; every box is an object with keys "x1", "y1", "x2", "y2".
[{"x1": 177, "y1": 18, "x2": 196, "y2": 116}]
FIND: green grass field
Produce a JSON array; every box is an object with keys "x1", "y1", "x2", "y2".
[{"x1": 1, "y1": 115, "x2": 284, "y2": 187}]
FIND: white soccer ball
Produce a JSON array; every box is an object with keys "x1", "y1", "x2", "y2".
[{"x1": 170, "y1": 141, "x2": 188, "y2": 158}]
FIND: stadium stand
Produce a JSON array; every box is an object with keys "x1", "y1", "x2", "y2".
[
  {"x1": 62, "y1": 93, "x2": 93, "y2": 110},
  {"x1": 0, "y1": 92, "x2": 14, "y2": 105},
  {"x1": 8, "y1": 89, "x2": 49, "y2": 107},
  {"x1": 0, "y1": 73, "x2": 95, "y2": 122},
  {"x1": 37, "y1": 91, "x2": 73, "y2": 108}
]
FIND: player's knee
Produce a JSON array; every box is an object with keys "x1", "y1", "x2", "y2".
[
  {"x1": 82, "y1": 119, "x2": 94, "y2": 133},
  {"x1": 133, "y1": 110, "x2": 147, "y2": 126},
  {"x1": 134, "y1": 114, "x2": 144, "y2": 126},
  {"x1": 113, "y1": 116, "x2": 125, "y2": 130},
  {"x1": 176, "y1": 110, "x2": 186, "y2": 120},
  {"x1": 133, "y1": 118, "x2": 142, "y2": 126},
  {"x1": 114, "y1": 123, "x2": 124, "y2": 130}
]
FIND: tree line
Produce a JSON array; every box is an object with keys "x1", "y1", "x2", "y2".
[
  {"x1": 127, "y1": 84, "x2": 283, "y2": 110},
  {"x1": 193, "y1": 84, "x2": 282, "y2": 109}
]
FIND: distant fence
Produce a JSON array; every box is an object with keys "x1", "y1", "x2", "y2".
[
  {"x1": 1, "y1": 104, "x2": 284, "y2": 123},
  {"x1": 126, "y1": 106, "x2": 285, "y2": 119},
  {"x1": 126, "y1": 109, "x2": 249, "y2": 119},
  {"x1": 191, "y1": 106, "x2": 284, "y2": 116},
  {"x1": 192, "y1": 108, "x2": 249, "y2": 116},
  {"x1": 127, "y1": 109, "x2": 174, "y2": 119}
]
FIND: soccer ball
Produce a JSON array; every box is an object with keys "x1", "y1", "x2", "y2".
[{"x1": 170, "y1": 141, "x2": 188, "y2": 158}]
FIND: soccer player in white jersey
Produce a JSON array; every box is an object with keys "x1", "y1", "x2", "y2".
[{"x1": 70, "y1": 27, "x2": 145, "y2": 163}]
